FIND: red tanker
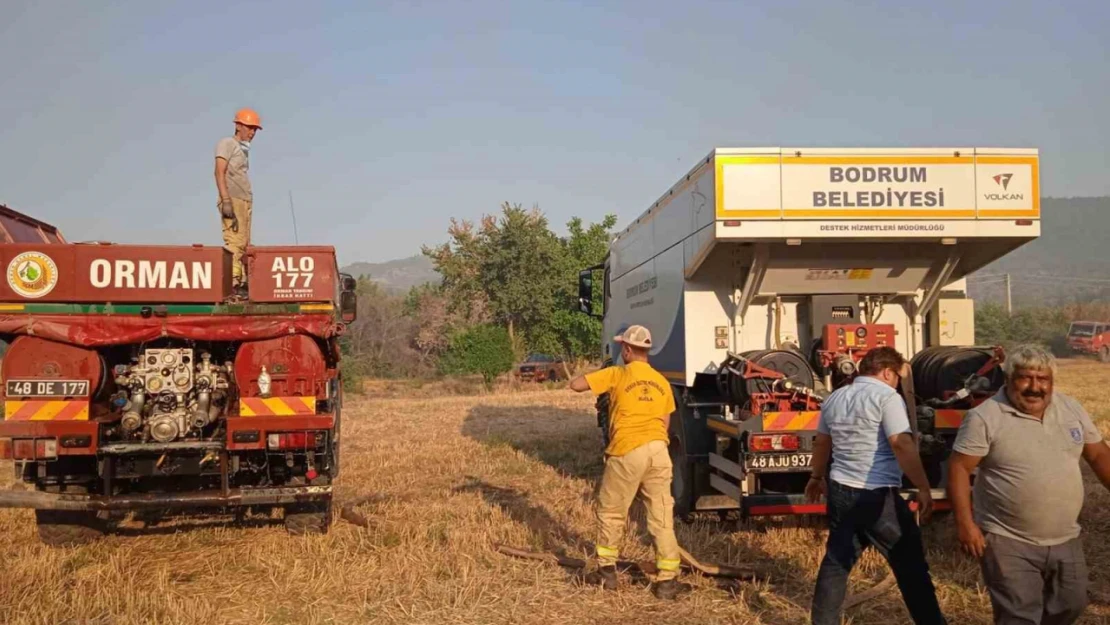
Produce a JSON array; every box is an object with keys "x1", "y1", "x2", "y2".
[{"x1": 0, "y1": 205, "x2": 356, "y2": 544}]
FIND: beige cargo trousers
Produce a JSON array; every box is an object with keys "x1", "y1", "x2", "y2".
[
  {"x1": 596, "y1": 439, "x2": 682, "y2": 580},
  {"x1": 220, "y1": 198, "x2": 253, "y2": 287}
]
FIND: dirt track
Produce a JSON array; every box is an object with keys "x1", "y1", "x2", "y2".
[{"x1": 1, "y1": 360, "x2": 1109, "y2": 624}]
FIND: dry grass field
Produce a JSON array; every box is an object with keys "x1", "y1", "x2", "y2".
[{"x1": 2, "y1": 360, "x2": 1110, "y2": 624}]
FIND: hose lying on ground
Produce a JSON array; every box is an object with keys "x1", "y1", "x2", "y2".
[
  {"x1": 338, "y1": 498, "x2": 895, "y2": 609},
  {"x1": 492, "y1": 542, "x2": 895, "y2": 609}
]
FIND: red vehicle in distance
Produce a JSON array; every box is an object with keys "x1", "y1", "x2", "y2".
[{"x1": 1066, "y1": 321, "x2": 1110, "y2": 362}]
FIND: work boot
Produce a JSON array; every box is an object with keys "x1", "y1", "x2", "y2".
[
  {"x1": 585, "y1": 565, "x2": 618, "y2": 591},
  {"x1": 651, "y1": 579, "x2": 691, "y2": 600}
]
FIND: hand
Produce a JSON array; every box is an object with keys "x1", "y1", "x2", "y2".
[
  {"x1": 230, "y1": 216, "x2": 239, "y2": 233},
  {"x1": 957, "y1": 519, "x2": 986, "y2": 558},
  {"x1": 914, "y1": 488, "x2": 934, "y2": 524},
  {"x1": 805, "y1": 476, "x2": 826, "y2": 504},
  {"x1": 219, "y1": 197, "x2": 235, "y2": 219}
]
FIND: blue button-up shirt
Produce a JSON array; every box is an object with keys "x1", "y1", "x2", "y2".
[{"x1": 817, "y1": 375, "x2": 912, "y2": 489}]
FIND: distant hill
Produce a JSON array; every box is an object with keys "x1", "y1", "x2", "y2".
[
  {"x1": 969, "y1": 197, "x2": 1110, "y2": 307},
  {"x1": 341, "y1": 255, "x2": 439, "y2": 293}
]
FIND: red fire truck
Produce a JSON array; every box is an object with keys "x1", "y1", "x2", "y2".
[{"x1": 0, "y1": 205, "x2": 356, "y2": 544}]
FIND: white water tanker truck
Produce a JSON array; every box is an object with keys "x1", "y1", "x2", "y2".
[{"x1": 577, "y1": 147, "x2": 1040, "y2": 518}]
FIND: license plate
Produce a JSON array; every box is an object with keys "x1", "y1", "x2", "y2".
[
  {"x1": 6, "y1": 379, "x2": 90, "y2": 398},
  {"x1": 745, "y1": 453, "x2": 813, "y2": 472}
]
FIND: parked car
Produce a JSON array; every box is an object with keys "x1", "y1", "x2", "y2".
[
  {"x1": 1067, "y1": 321, "x2": 1110, "y2": 362},
  {"x1": 514, "y1": 353, "x2": 565, "y2": 382}
]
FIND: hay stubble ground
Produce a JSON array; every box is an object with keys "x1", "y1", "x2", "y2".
[{"x1": 2, "y1": 361, "x2": 1110, "y2": 624}]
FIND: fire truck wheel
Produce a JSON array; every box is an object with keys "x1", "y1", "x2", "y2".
[
  {"x1": 669, "y1": 436, "x2": 696, "y2": 520},
  {"x1": 1100, "y1": 346, "x2": 1110, "y2": 363},
  {"x1": 284, "y1": 501, "x2": 333, "y2": 535},
  {"x1": 35, "y1": 510, "x2": 105, "y2": 547}
]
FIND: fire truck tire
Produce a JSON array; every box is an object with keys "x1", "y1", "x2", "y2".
[
  {"x1": 331, "y1": 377, "x2": 342, "y2": 478},
  {"x1": 284, "y1": 501, "x2": 333, "y2": 535},
  {"x1": 35, "y1": 510, "x2": 104, "y2": 546},
  {"x1": 1100, "y1": 346, "x2": 1110, "y2": 363},
  {"x1": 669, "y1": 427, "x2": 696, "y2": 520}
]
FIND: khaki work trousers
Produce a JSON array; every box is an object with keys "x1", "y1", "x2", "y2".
[
  {"x1": 220, "y1": 197, "x2": 253, "y2": 287},
  {"x1": 596, "y1": 439, "x2": 682, "y2": 581}
]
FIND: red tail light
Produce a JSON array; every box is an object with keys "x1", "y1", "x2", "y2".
[
  {"x1": 750, "y1": 434, "x2": 800, "y2": 452},
  {"x1": 11, "y1": 438, "x2": 56, "y2": 460},
  {"x1": 267, "y1": 432, "x2": 324, "y2": 450},
  {"x1": 35, "y1": 439, "x2": 57, "y2": 459}
]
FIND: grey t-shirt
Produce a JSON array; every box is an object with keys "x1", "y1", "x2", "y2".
[
  {"x1": 953, "y1": 390, "x2": 1102, "y2": 546},
  {"x1": 215, "y1": 137, "x2": 251, "y2": 200}
]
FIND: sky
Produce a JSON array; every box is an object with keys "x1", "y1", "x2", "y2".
[{"x1": 1, "y1": 0, "x2": 1107, "y2": 265}]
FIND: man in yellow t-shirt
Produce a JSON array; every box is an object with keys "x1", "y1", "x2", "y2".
[{"x1": 569, "y1": 325, "x2": 688, "y2": 600}]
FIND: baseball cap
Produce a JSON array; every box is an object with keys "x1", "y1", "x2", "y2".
[{"x1": 614, "y1": 325, "x2": 652, "y2": 349}]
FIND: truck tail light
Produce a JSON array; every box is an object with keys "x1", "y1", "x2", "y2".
[
  {"x1": 13, "y1": 439, "x2": 33, "y2": 459},
  {"x1": 750, "y1": 433, "x2": 800, "y2": 452},
  {"x1": 0, "y1": 438, "x2": 11, "y2": 460},
  {"x1": 267, "y1": 432, "x2": 324, "y2": 450},
  {"x1": 35, "y1": 439, "x2": 57, "y2": 459},
  {"x1": 12, "y1": 438, "x2": 57, "y2": 459}
]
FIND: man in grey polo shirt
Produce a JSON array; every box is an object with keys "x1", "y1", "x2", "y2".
[{"x1": 949, "y1": 344, "x2": 1110, "y2": 625}]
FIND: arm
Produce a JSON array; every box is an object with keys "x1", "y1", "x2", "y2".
[
  {"x1": 1082, "y1": 442, "x2": 1110, "y2": 490},
  {"x1": 214, "y1": 157, "x2": 231, "y2": 200},
  {"x1": 806, "y1": 406, "x2": 834, "y2": 503},
  {"x1": 889, "y1": 433, "x2": 931, "y2": 492},
  {"x1": 879, "y1": 394, "x2": 934, "y2": 520},
  {"x1": 805, "y1": 433, "x2": 832, "y2": 503},
  {"x1": 568, "y1": 375, "x2": 591, "y2": 393},
  {"x1": 570, "y1": 366, "x2": 616, "y2": 395},
  {"x1": 948, "y1": 412, "x2": 990, "y2": 557},
  {"x1": 1075, "y1": 400, "x2": 1110, "y2": 490}
]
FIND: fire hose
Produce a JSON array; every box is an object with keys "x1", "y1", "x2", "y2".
[{"x1": 338, "y1": 495, "x2": 895, "y2": 608}]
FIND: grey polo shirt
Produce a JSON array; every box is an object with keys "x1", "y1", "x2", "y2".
[{"x1": 952, "y1": 389, "x2": 1102, "y2": 546}]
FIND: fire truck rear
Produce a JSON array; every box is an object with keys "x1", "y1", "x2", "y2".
[{"x1": 0, "y1": 206, "x2": 357, "y2": 545}]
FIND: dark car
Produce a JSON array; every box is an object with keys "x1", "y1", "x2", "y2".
[{"x1": 514, "y1": 353, "x2": 565, "y2": 382}]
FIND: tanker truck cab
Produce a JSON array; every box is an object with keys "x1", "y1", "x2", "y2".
[
  {"x1": 0, "y1": 205, "x2": 358, "y2": 544},
  {"x1": 577, "y1": 147, "x2": 1040, "y2": 520}
]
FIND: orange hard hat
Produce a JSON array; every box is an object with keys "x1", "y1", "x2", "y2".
[{"x1": 234, "y1": 108, "x2": 262, "y2": 129}]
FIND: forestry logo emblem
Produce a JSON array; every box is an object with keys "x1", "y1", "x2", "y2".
[{"x1": 7, "y1": 251, "x2": 59, "y2": 299}]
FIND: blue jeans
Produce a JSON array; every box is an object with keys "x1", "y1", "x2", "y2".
[{"x1": 811, "y1": 480, "x2": 947, "y2": 625}]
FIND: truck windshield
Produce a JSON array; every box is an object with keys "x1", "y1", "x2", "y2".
[{"x1": 1069, "y1": 323, "x2": 1096, "y2": 337}]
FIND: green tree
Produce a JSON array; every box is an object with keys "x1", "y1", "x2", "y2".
[{"x1": 440, "y1": 324, "x2": 515, "y2": 385}]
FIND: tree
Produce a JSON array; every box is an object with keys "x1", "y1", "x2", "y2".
[
  {"x1": 440, "y1": 324, "x2": 515, "y2": 385},
  {"x1": 423, "y1": 202, "x2": 616, "y2": 366}
]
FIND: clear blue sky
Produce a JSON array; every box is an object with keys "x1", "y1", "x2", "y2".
[{"x1": 1, "y1": 0, "x2": 1106, "y2": 265}]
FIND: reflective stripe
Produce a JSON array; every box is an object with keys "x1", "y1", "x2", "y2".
[
  {"x1": 656, "y1": 558, "x2": 681, "y2": 571},
  {"x1": 596, "y1": 546, "x2": 620, "y2": 558}
]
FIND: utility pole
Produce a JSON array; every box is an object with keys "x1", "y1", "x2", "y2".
[{"x1": 1005, "y1": 273, "x2": 1012, "y2": 315}]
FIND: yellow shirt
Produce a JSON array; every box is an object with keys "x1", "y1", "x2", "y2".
[{"x1": 586, "y1": 361, "x2": 676, "y2": 457}]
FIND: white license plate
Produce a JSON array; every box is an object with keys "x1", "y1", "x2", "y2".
[
  {"x1": 5, "y1": 379, "x2": 90, "y2": 398},
  {"x1": 745, "y1": 453, "x2": 813, "y2": 472}
]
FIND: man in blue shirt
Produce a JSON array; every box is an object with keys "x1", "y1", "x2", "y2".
[{"x1": 806, "y1": 346, "x2": 947, "y2": 625}]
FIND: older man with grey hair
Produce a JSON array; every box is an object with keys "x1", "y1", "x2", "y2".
[{"x1": 948, "y1": 344, "x2": 1110, "y2": 625}]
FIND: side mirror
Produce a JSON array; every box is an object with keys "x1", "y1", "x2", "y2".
[
  {"x1": 340, "y1": 291, "x2": 357, "y2": 323},
  {"x1": 340, "y1": 273, "x2": 357, "y2": 292},
  {"x1": 578, "y1": 269, "x2": 594, "y2": 316}
]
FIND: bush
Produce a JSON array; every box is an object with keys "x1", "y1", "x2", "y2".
[
  {"x1": 440, "y1": 324, "x2": 515, "y2": 385},
  {"x1": 975, "y1": 302, "x2": 1072, "y2": 355},
  {"x1": 340, "y1": 358, "x2": 370, "y2": 395}
]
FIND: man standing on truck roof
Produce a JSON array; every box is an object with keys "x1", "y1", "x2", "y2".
[
  {"x1": 948, "y1": 344, "x2": 1110, "y2": 625},
  {"x1": 806, "y1": 347, "x2": 947, "y2": 625},
  {"x1": 569, "y1": 325, "x2": 688, "y2": 601},
  {"x1": 214, "y1": 108, "x2": 262, "y2": 299}
]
